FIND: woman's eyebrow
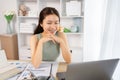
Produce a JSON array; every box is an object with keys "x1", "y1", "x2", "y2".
[{"x1": 47, "y1": 20, "x2": 59, "y2": 22}]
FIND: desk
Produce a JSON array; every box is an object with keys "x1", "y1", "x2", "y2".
[
  {"x1": 56, "y1": 62, "x2": 67, "y2": 80},
  {"x1": 57, "y1": 62, "x2": 67, "y2": 73},
  {"x1": 8, "y1": 60, "x2": 67, "y2": 80}
]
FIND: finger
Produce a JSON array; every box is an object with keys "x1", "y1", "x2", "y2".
[
  {"x1": 45, "y1": 28, "x2": 51, "y2": 34},
  {"x1": 51, "y1": 39, "x2": 56, "y2": 44},
  {"x1": 50, "y1": 35, "x2": 56, "y2": 40},
  {"x1": 47, "y1": 37, "x2": 56, "y2": 44},
  {"x1": 53, "y1": 30, "x2": 57, "y2": 35},
  {"x1": 44, "y1": 34, "x2": 52, "y2": 38}
]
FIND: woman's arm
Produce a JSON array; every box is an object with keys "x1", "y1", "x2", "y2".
[
  {"x1": 49, "y1": 31, "x2": 71, "y2": 63},
  {"x1": 30, "y1": 34, "x2": 54, "y2": 68},
  {"x1": 30, "y1": 35, "x2": 42, "y2": 68},
  {"x1": 58, "y1": 32, "x2": 71, "y2": 63}
]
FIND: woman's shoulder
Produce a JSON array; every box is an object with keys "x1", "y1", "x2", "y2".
[
  {"x1": 31, "y1": 33, "x2": 41, "y2": 40},
  {"x1": 31, "y1": 34, "x2": 37, "y2": 41}
]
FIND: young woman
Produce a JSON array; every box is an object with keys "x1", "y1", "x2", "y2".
[{"x1": 30, "y1": 7, "x2": 71, "y2": 68}]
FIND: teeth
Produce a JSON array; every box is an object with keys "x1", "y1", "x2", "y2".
[{"x1": 48, "y1": 29, "x2": 56, "y2": 32}]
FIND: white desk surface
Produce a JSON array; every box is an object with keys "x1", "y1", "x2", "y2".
[{"x1": 7, "y1": 60, "x2": 67, "y2": 80}]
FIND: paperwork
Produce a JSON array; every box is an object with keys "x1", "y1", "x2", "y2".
[
  {"x1": 0, "y1": 50, "x2": 22, "y2": 80},
  {"x1": 7, "y1": 61, "x2": 30, "y2": 80},
  {"x1": 17, "y1": 62, "x2": 58, "y2": 80}
]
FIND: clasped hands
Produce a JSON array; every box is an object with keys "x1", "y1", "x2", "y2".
[{"x1": 40, "y1": 30, "x2": 63, "y2": 44}]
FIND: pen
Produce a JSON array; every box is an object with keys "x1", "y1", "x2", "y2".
[
  {"x1": 27, "y1": 69, "x2": 37, "y2": 79},
  {"x1": 47, "y1": 63, "x2": 53, "y2": 80},
  {"x1": 31, "y1": 69, "x2": 45, "y2": 71}
]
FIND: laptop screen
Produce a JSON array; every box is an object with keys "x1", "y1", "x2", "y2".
[{"x1": 64, "y1": 58, "x2": 119, "y2": 80}]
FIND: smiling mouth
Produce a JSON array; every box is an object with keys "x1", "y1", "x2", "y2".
[{"x1": 48, "y1": 29, "x2": 56, "y2": 34}]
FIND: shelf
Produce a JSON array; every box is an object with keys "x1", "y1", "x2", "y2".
[
  {"x1": 18, "y1": 16, "x2": 84, "y2": 19},
  {"x1": 19, "y1": 32, "x2": 34, "y2": 34},
  {"x1": 18, "y1": 16, "x2": 38, "y2": 19},
  {"x1": 61, "y1": 16, "x2": 84, "y2": 18},
  {"x1": 64, "y1": 33, "x2": 83, "y2": 35},
  {"x1": 18, "y1": 0, "x2": 37, "y2": 2},
  {"x1": 38, "y1": 0, "x2": 60, "y2": 12},
  {"x1": 17, "y1": 0, "x2": 84, "y2": 61}
]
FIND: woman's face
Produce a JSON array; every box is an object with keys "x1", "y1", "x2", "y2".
[{"x1": 40, "y1": 14, "x2": 59, "y2": 34}]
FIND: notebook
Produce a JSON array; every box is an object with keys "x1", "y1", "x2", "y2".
[
  {"x1": 64, "y1": 58, "x2": 119, "y2": 80},
  {"x1": 0, "y1": 50, "x2": 21, "y2": 80}
]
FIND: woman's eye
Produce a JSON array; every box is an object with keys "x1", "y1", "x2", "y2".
[
  {"x1": 47, "y1": 22, "x2": 59, "y2": 25},
  {"x1": 55, "y1": 23, "x2": 59, "y2": 24},
  {"x1": 47, "y1": 23, "x2": 51, "y2": 24}
]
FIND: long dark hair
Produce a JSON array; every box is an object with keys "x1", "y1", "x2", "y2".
[{"x1": 34, "y1": 7, "x2": 60, "y2": 34}]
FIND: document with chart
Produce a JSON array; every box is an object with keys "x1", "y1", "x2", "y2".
[{"x1": 17, "y1": 62, "x2": 58, "y2": 80}]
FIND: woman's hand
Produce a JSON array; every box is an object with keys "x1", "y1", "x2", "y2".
[
  {"x1": 40, "y1": 34, "x2": 63, "y2": 44},
  {"x1": 50, "y1": 34, "x2": 63, "y2": 44},
  {"x1": 39, "y1": 34, "x2": 55, "y2": 44},
  {"x1": 42, "y1": 29, "x2": 63, "y2": 44}
]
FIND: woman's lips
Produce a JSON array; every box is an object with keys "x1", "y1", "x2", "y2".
[{"x1": 48, "y1": 29, "x2": 56, "y2": 34}]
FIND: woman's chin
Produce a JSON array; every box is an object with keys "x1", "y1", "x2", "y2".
[
  {"x1": 51, "y1": 31, "x2": 57, "y2": 34},
  {"x1": 50, "y1": 32, "x2": 55, "y2": 34}
]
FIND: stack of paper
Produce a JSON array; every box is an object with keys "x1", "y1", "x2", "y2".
[
  {"x1": 7, "y1": 61, "x2": 29, "y2": 80},
  {"x1": 20, "y1": 23, "x2": 36, "y2": 33},
  {"x1": 17, "y1": 62, "x2": 58, "y2": 80},
  {"x1": 0, "y1": 50, "x2": 22, "y2": 80}
]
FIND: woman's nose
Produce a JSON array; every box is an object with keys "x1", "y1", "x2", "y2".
[{"x1": 50, "y1": 24, "x2": 56, "y2": 28}]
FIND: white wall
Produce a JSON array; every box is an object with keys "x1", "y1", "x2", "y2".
[
  {"x1": 83, "y1": 0, "x2": 107, "y2": 61},
  {"x1": 109, "y1": 0, "x2": 120, "y2": 79},
  {"x1": 0, "y1": 0, "x2": 17, "y2": 34},
  {"x1": 84, "y1": 0, "x2": 120, "y2": 80},
  {"x1": 112, "y1": 13, "x2": 120, "y2": 80},
  {"x1": 99, "y1": 0, "x2": 120, "y2": 79}
]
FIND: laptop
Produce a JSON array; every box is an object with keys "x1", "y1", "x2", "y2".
[
  {"x1": 64, "y1": 58, "x2": 119, "y2": 80},
  {"x1": 0, "y1": 50, "x2": 21, "y2": 80}
]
